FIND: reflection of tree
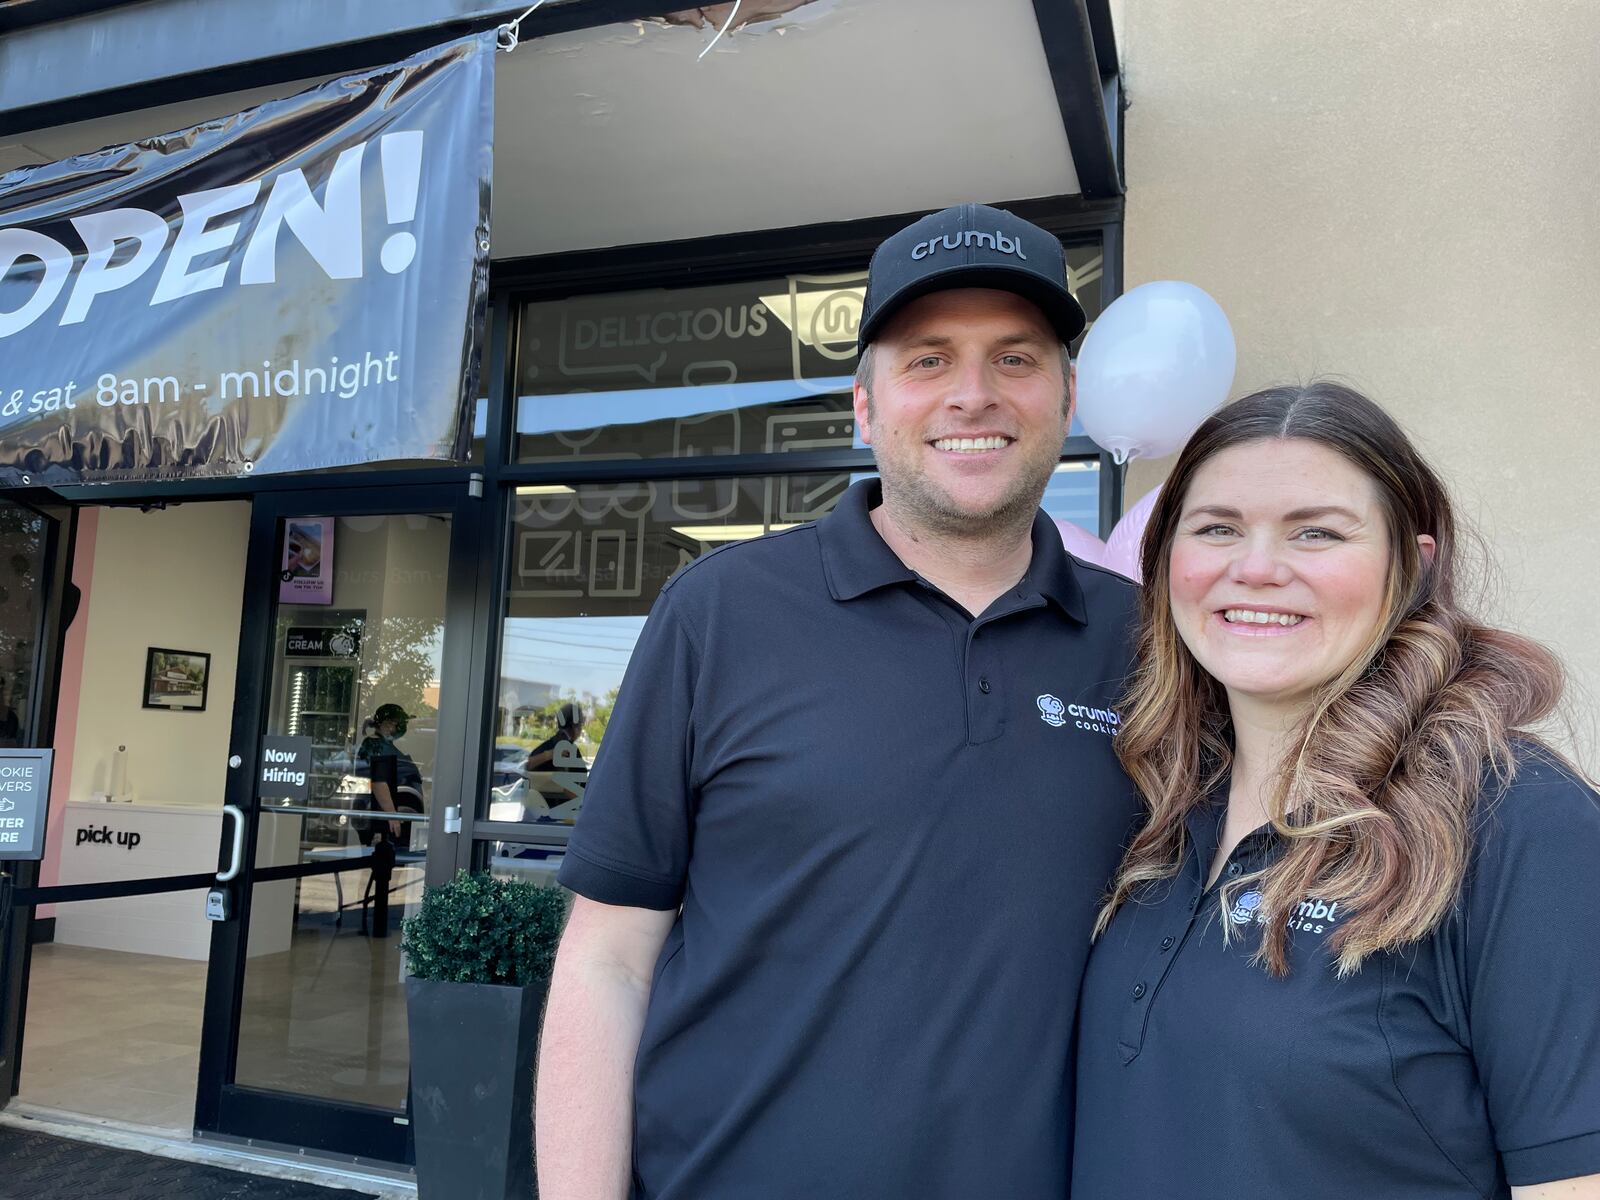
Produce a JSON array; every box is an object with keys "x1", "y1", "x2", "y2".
[
  {"x1": 588, "y1": 688, "x2": 618, "y2": 746},
  {"x1": 0, "y1": 506, "x2": 42, "y2": 737},
  {"x1": 363, "y1": 615, "x2": 443, "y2": 718}
]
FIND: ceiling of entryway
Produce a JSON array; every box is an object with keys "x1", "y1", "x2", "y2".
[{"x1": 0, "y1": 0, "x2": 1082, "y2": 258}]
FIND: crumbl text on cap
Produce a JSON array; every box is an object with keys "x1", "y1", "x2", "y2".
[{"x1": 910, "y1": 230, "x2": 1028, "y2": 261}]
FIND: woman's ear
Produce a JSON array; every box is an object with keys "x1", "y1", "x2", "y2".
[{"x1": 1417, "y1": 533, "x2": 1437, "y2": 565}]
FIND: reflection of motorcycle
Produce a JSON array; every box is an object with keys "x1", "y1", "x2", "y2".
[{"x1": 488, "y1": 773, "x2": 585, "y2": 825}]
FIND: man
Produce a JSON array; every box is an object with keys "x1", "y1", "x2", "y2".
[
  {"x1": 536, "y1": 204, "x2": 1138, "y2": 1199},
  {"x1": 524, "y1": 701, "x2": 588, "y2": 820}
]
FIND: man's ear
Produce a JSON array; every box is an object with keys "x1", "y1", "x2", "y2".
[
  {"x1": 1417, "y1": 533, "x2": 1437, "y2": 565},
  {"x1": 852, "y1": 380, "x2": 874, "y2": 447},
  {"x1": 1066, "y1": 358, "x2": 1077, "y2": 424}
]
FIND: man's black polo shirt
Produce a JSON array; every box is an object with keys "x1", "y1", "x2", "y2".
[
  {"x1": 1073, "y1": 745, "x2": 1600, "y2": 1199},
  {"x1": 559, "y1": 479, "x2": 1139, "y2": 1200}
]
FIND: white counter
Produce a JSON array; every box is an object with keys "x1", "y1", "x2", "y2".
[{"x1": 54, "y1": 801, "x2": 300, "y2": 960}]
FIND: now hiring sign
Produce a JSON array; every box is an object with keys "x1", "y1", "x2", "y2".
[{"x1": 259, "y1": 737, "x2": 313, "y2": 805}]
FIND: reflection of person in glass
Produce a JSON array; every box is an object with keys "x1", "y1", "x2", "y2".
[
  {"x1": 357, "y1": 702, "x2": 424, "y2": 846},
  {"x1": 524, "y1": 701, "x2": 587, "y2": 821}
]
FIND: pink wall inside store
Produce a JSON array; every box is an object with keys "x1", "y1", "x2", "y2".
[{"x1": 37, "y1": 507, "x2": 96, "y2": 916}]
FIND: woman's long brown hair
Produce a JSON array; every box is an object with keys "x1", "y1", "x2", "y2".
[{"x1": 1096, "y1": 383, "x2": 1566, "y2": 976}]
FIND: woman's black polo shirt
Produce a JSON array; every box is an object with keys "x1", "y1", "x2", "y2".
[
  {"x1": 1073, "y1": 746, "x2": 1600, "y2": 1199},
  {"x1": 559, "y1": 480, "x2": 1139, "y2": 1200}
]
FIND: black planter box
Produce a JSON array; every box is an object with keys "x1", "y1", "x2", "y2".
[{"x1": 407, "y1": 976, "x2": 547, "y2": 1200}]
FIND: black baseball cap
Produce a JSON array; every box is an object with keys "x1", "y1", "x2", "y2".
[{"x1": 857, "y1": 203, "x2": 1086, "y2": 351}]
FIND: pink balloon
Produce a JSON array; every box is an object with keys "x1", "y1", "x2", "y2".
[
  {"x1": 1102, "y1": 485, "x2": 1162, "y2": 582},
  {"x1": 1055, "y1": 518, "x2": 1107, "y2": 567}
]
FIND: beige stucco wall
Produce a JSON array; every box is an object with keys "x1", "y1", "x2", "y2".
[{"x1": 1119, "y1": 1, "x2": 1600, "y2": 766}]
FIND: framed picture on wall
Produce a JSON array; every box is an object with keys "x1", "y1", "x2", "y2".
[{"x1": 142, "y1": 648, "x2": 211, "y2": 712}]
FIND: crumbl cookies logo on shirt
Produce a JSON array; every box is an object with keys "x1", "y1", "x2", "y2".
[
  {"x1": 1037, "y1": 695, "x2": 1123, "y2": 736},
  {"x1": 1228, "y1": 890, "x2": 1266, "y2": 926},
  {"x1": 1229, "y1": 890, "x2": 1344, "y2": 935}
]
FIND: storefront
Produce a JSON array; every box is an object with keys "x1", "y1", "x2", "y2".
[{"x1": 0, "y1": 0, "x2": 1125, "y2": 1174}]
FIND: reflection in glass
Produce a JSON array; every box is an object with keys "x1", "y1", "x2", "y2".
[
  {"x1": 511, "y1": 243, "x2": 1104, "y2": 465},
  {"x1": 0, "y1": 502, "x2": 46, "y2": 748},
  {"x1": 235, "y1": 512, "x2": 451, "y2": 1110},
  {"x1": 486, "y1": 465, "x2": 1100, "y2": 837},
  {"x1": 1045, "y1": 460, "x2": 1103, "y2": 537}
]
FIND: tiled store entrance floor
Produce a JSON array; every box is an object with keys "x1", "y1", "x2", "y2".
[
  {"x1": 18, "y1": 944, "x2": 205, "y2": 1131},
  {"x1": 19, "y1": 914, "x2": 413, "y2": 1131}
]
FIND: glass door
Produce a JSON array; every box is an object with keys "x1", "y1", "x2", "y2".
[
  {"x1": 197, "y1": 483, "x2": 484, "y2": 1163},
  {"x1": 0, "y1": 495, "x2": 67, "y2": 1107}
]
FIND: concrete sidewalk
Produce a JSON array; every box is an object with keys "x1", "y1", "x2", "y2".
[{"x1": 0, "y1": 1109, "x2": 415, "y2": 1199}]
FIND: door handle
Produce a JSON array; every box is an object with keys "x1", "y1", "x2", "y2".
[{"x1": 217, "y1": 805, "x2": 246, "y2": 882}]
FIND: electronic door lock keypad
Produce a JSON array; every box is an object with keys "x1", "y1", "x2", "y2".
[{"x1": 205, "y1": 887, "x2": 231, "y2": 922}]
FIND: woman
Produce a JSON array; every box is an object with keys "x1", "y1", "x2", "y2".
[
  {"x1": 356, "y1": 702, "x2": 424, "y2": 847},
  {"x1": 1072, "y1": 383, "x2": 1600, "y2": 1199}
]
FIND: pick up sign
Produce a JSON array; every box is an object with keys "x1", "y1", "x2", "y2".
[{"x1": 0, "y1": 748, "x2": 53, "y2": 860}]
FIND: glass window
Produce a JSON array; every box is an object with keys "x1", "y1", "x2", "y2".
[
  {"x1": 0, "y1": 501, "x2": 47, "y2": 748},
  {"x1": 1046, "y1": 460, "x2": 1102, "y2": 537},
  {"x1": 482, "y1": 466, "x2": 1100, "y2": 838},
  {"x1": 512, "y1": 243, "x2": 1106, "y2": 464},
  {"x1": 484, "y1": 473, "x2": 863, "y2": 831}
]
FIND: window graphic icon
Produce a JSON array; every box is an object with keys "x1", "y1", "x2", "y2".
[{"x1": 0, "y1": 798, "x2": 15, "y2": 812}]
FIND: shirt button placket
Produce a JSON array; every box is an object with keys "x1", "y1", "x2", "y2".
[
  {"x1": 1119, "y1": 974, "x2": 1154, "y2": 1062},
  {"x1": 966, "y1": 632, "x2": 1003, "y2": 743}
]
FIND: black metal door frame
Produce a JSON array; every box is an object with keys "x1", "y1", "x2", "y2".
[
  {"x1": 194, "y1": 480, "x2": 484, "y2": 1164},
  {"x1": 0, "y1": 495, "x2": 72, "y2": 1105}
]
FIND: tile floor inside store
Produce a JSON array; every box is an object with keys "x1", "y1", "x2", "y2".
[
  {"x1": 18, "y1": 872, "x2": 421, "y2": 1131},
  {"x1": 17, "y1": 944, "x2": 204, "y2": 1131}
]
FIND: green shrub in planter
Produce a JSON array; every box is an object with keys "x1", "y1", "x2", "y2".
[
  {"x1": 401, "y1": 871, "x2": 570, "y2": 1199},
  {"x1": 401, "y1": 869, "x2": 569, "y2": 985}
]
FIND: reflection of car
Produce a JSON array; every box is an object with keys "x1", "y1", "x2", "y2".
[
  {"x1": 487, "y1": 775, "x2": 583, "y2": 825},
  {"x1": 491, "y1": 740, "x2": 529, "y2": 788}
]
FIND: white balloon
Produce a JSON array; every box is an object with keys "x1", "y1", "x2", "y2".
[{"x1": 1075, "y1": 281, "x2": 1236, "y2": 463}]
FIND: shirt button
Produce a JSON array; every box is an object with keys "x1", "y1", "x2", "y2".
[
  {"x1": 1225, "y1": 862, "x2": 1241, "y2": 878},
  {"x1": 1160, "y1": 936, "x2": 1175, "y2": 951},
  {"x1": 1132, "y1": 982, "x2": 1147, "y2": 1000},
  {"x1": 978, "y1": 678, "x2": 991, "y2": 694}
]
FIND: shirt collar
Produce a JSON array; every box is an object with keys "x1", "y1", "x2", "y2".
[
  {"x1": 816, "y1": 479, "x2": 916, "y2": 600},
  {"x1": 1181, "y1": 773, "x2": 1287, "y2": 876},
  {"x1": 1021, "y1": 504, "x2": 1088, "y2": 623},
  {"x1": 816, "y1": 478, "x2": 1088, "y2": 623}
]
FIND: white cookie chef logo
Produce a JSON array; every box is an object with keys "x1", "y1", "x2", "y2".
[
  {"x1": 1037, "y1": 695, "x2": 1122, "y2": 736},
  {"x1": 1229, "y1": 889, "x2": 1266, "y2": 926},
  {"x1": 1036, "y1": 694, "x2": 1067, "y2": 727}
]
